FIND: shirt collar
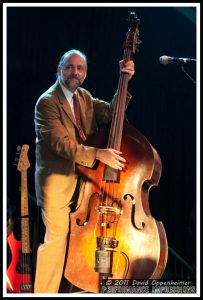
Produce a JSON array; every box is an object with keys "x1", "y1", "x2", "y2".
[{"x1": 59, "y1": 80, "x2": 74, "y2": 101}]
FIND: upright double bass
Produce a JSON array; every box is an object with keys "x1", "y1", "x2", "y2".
[{"x1": 64, "y1": 12, "x2": 168, "y2": 293}]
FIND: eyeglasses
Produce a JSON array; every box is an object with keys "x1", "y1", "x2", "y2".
[{"x1": 63, "y1": 64, "x2": 86, "y2": 72}]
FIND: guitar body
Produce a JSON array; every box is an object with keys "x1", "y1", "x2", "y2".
[{"x1": 7, "y1": 231, "x2": 33, "y2": 293}]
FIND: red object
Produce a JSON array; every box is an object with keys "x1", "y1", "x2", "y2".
[
  {"x1": 7, "y1": 231, "x2": 33, "y2": 293},
  {"x1": 73, "y1": 94, "x2": 86, "y2": 142},
  {"x1": 7, "y1": 145, "x2": 33, "y2": 293}
]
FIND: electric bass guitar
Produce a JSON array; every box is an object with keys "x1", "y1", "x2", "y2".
[{"x1": 7, "y1": 144, "x2": 33, "y2": 293}]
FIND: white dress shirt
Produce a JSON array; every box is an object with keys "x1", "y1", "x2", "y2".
[{"x1": 59, "y1": 80, "x2": 75, "y2": 116}]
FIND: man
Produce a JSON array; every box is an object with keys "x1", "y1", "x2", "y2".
[{"x1": 34, "y1": 49, "x2": 135, "y2": 293}]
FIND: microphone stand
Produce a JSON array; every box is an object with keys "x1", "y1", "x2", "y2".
[{"x1": 179, "y1": 63, "x2": 196, "y2": 84}]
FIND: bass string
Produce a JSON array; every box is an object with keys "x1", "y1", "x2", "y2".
[
  {"x1": 97, "y1": 177, "x2": 120, "y2": 238},
  {"x1": 21, "y1": 217, "x2": 31, "y2": 290},
  {"x1": 97, "y1": 48, "x2": 131, "y2": 238}
]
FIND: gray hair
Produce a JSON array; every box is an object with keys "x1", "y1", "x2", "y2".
[
  {"x1": 56, "y1": 49, "x2": 87, "y2": 79},
  {"x1": 58, "y1": 49, "x2": 87, "y2": 68}
]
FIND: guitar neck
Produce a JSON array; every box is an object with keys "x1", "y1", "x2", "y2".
[{"x1": 21, "y1": 170, "x2": 30, "y2": 253}]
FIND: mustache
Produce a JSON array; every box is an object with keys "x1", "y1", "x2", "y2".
[{"x1": 69, "y1": 75, "x2": 80, "y2": 80}]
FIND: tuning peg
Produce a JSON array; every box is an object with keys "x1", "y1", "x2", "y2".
[{"x1": 16, "y1": 145, "x2": 21, "y2": 152}]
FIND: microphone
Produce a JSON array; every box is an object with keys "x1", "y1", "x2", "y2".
[{"x1": 159, "y1": 55, "x2": 196, "y2": 65}]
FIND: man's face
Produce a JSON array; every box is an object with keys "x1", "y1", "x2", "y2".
[{"x1": 58, "y1": 54, "x2": 87, "y2": 92}]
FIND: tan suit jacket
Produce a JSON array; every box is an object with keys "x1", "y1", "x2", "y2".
[{"x1": 34, "y1": 81, "x2": 128, "y2": 206}]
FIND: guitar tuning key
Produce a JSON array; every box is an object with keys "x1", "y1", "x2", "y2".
[{"x1": 16, "y1": 145, "x2": 21, "y2": 152}]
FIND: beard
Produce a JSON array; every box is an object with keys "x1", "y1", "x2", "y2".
[{"x1": 64, "y1": 75, "x2": 83, "y2": 92}]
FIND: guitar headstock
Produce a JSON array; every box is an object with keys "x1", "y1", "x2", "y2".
[
  {"x1": 124, "y1": 12, "x2": 141, "y2": 54},
  {"x1": 17, "y1": 144, "x2": 30, "y2": 172}
]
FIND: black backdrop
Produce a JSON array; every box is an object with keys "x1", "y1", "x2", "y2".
[{"x1": 6, "y1": 5, "x2": 197, "y2": 281}]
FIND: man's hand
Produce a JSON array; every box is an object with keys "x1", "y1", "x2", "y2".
[
  {"x1": 119, "y1": 60, "x2": 135, "y2": 80},
  {"x1": 96, "y1": 148, "x2": 126, "y2": 170}
]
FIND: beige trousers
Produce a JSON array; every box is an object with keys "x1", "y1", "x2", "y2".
[{"x1": 34, "y1": 172, "x2": 77, "y2": 293}]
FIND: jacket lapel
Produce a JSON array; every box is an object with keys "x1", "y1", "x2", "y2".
[{"x1": 56, "y1": 82, "x2": 77, "y2": 127}]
